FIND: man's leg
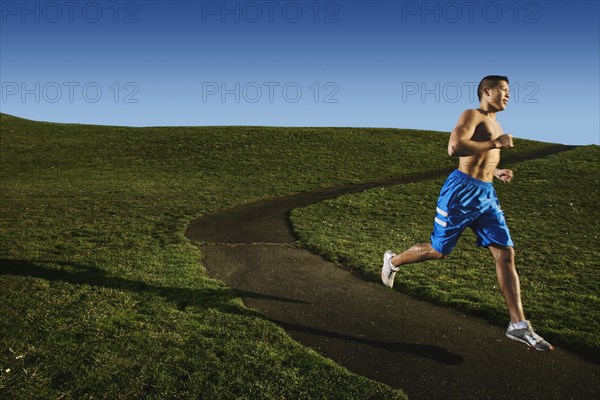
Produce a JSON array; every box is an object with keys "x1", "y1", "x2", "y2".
[
  {"x1": 381, "y1": 243, "x2": 444, "y2": 288},
  {"x1": 382, "y1": 170, "x2": 460, "y2": 288},
  {"x1": 489, "y1": 245, "x2": 525, "y2": 323},
  {"x1": 391, "y1": 242, "x2": 445, "y2": 267},
  {"x1": 491, "y1": 245, "x2": 554, "y2": 350}
]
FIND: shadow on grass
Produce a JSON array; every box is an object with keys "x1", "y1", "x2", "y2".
[
  {"x1": 1, "y1": 258, "x2": 463, "y2": 365},
  {"x1": 0, "y1": 258, "x2": 306, "y2": 315}
]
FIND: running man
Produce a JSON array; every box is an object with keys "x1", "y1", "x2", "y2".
[{"x1": 381, "y1": 75, "x2": 554, "y2": 351}]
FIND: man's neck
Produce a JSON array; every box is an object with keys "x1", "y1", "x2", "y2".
[{"x1": 477, "y1": 106, "x2": 497, "y2": 120}]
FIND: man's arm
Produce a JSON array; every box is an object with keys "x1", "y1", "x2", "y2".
[{"x1": 447, "y1": 110, "x2": 513, "y2": 156}]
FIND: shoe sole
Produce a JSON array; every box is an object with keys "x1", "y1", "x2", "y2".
[
  {"x1": 381, "y1": 251, "x2": 394, "y2": 288},
  {"x1": 381, "y1": 269, "x2": 391, "y2": 288},
  {"x1": 505, "y1": 333, "x2": 554, "y2": 352}
]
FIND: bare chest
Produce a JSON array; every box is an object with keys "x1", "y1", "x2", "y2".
[{"x1": 472, "y1": 118, "x2": 504, "y2": 142}]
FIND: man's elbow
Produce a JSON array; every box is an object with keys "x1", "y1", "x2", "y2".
[{"x1": 448, "y1": 143, "x2": 458, "y2": 157}]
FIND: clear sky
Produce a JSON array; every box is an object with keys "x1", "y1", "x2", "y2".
[{"x1": 1, "y1": 0, "x2": 599, "y2": 145}]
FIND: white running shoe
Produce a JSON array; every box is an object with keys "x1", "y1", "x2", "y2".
[
  {"x1": 381, "y1": 250, "x2": 399, "y2": 288},
  {"x1": 505, "y1": 321, "x2": 555, "y2": 351}
]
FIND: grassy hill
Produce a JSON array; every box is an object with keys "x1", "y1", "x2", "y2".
[{"x1": 0, "y1": 113, "x2": 573, "y2": 398}]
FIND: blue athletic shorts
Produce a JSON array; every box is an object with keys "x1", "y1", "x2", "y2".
[{"x1": 430, "y1": 169, "x2": 514, "y2": 255}]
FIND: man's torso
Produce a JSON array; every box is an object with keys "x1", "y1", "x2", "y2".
[{"x1": 457, "y1": 109, "x2": 504, "y2": 182}]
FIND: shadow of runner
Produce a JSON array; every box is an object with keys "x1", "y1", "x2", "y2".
[
  {"x1": 0, "y1": 258, "x2": 306, "y2": 313},
  {"x1": 3, "y1": 255, "x2": 459, "y2": 365},
  {"x1": 269, "y1": 318, "x2": 464, "y2": 366}
]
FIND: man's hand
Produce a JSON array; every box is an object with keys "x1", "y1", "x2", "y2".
[
  {"x1": 494, "y1": 134, "x2": 514, "y2": 149},
  {"x1": 494, "y1": 168, "x2": 513, "y2": 183}
]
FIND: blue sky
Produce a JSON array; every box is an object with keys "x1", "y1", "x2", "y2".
[{"x1": 1, "y1": 0, "x2": 598, "y2": 145}]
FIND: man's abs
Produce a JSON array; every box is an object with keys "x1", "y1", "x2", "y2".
[{"x1": 457, "y1": 149, "x2": 501, "y2": 182}]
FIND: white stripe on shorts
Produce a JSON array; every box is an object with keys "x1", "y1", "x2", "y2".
[
  {"x1": 435, "y1": 217, "x2": 447, "y2": 227},
  {"x1": 436, "y1": 207, "x2": 448, "y2": 217}
]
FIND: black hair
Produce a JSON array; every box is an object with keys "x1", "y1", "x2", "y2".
[{"x1": 477, "y1": 75, "x2": 509, "y2": 101}]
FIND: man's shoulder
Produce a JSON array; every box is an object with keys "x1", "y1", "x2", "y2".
[
  {"x1": 462, "y1": 109, "x2": 482, "y2": 117},
  {"x1": 457, "y1": 109, "x2": 483, "y2": 123}
]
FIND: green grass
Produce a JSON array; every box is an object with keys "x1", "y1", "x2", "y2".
[
  {"x1": 291, "y1": 145, "x2": 600, "y2": 358},
  {"x1": 0, "y1": 113, "x2": 572, "y2": 398}
]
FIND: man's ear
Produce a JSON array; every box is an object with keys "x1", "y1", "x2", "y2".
[{"x1": 482, "y1": 87, "x2": 491, "y2": 100}]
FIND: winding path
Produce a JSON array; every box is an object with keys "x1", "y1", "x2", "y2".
[{"x1": 186, "y1": 145, "x2": 598, "y2": 400}]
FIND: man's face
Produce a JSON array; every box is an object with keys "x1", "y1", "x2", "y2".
[{"x1": 485, "y1": 81, "x2": 510, "y2": 111}]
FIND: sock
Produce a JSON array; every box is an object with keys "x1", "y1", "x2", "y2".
[{"x1": 390, "y1": 256, "x2": 399, "y2": 271}]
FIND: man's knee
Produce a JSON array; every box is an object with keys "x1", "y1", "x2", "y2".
[
  {"x1": 491, "y1": 245, "x2": 515, "y2": 263},
  {"x1": 427, "y1": 243, "x2": 447, "y2": 259},
  {"x1": 503, "y1": 246, "x2": 515, "y2": 259}
]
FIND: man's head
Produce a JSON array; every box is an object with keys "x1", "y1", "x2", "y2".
[{"x1": 477, "y1": 75, "x2": 510, "y2": 111}]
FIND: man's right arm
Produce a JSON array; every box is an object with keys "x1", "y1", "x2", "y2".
[{"x1": 447, "y1": 110, "x2": 513, "y2": 156}]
